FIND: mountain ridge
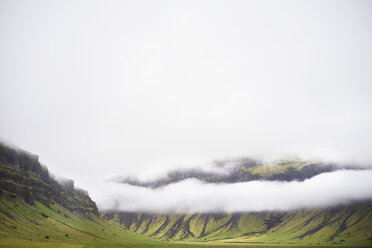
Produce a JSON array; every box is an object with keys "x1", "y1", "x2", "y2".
[
  {"x1": 105, "y1": 158, "x2": 372, "y2": 245},
  {"x1": 103, "y1": 200, "x2": 372, "y2": 245},
  {"x1": 1, "y1": 142, "x2": 372, "y2": 247},
  {"x1": 0, "y1": 143, "x2": 98, "y2": 216},
  {"x1": 116, "y1": 158, "x2": 361, "y2": 188}
]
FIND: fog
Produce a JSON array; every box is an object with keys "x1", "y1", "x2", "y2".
[
  {"x1": 96, "y1": 170, "x2": 372, "y2": 213},
  {"x1": 0, "y1": 0, "x2": 372, "y2": 206}
]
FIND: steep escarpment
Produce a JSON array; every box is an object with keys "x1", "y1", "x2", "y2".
[
  {"x1": 0, "y1": 143, "x2": 169, "y2": 247},
  {"x1": 0, "y1": 142, "x2": 98, "y2": 215},
  {"x1": 1, "y1": 143, "x2": 219, "y2": 248}
]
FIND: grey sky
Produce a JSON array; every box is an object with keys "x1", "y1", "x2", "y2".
[{"x1": 1, "y1": 0, "x2": 372, "y2": 200}]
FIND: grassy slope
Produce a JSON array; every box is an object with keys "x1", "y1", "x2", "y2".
[
  {"x1": 1, "y1": 197, "x2": 359, "y2": 248},
  {"x1": 106, "y1": 205, "x2": 372, "y2": 246},
  {"x1": 241, "y1": 160, "x2": 307, "y2": 177},
  {"x1": 1, "y1": 142, "x2": 371, "y2": 247},
  {"x1": 104, "y1": 161, "x2": 372, "y2": 246},
  {"x1": 0, "y1": 196, "x2": 212, "y2": 248}
]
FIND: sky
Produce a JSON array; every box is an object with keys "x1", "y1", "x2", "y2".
[{"x1": 1, "y1": 0, "x2": 372, "y2": 210}]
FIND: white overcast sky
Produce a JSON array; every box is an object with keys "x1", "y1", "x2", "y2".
[{"x1": 1, "y1": 0, "x2": 372, "y2": 194}]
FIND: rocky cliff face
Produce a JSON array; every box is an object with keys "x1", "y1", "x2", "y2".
[{"x1": 0, "y1": 143, "x2": 98, "y2": 216}]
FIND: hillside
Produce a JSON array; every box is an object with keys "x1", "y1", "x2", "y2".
[
  {"x1": 0, "y1": 143, "x2": 206, "y2": 248},
  {"x1": 0, "y1": 143, "x2": 98, "y2": 216},
  {"x1": 1, "y1": 143, "x2": 372, "y2": 247},
  {"x1": 108, "y1": 159, "x2": 372, "y2": 246},
  {"x1": 104, "y1": 202, "x2": 372, "y2": 246}
]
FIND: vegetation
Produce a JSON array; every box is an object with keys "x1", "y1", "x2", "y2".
[
  {"x1": 103, "y1": 202, "x2": 372, "y2": 246},
  {"x1": 0, "y1": 143, "x2": 98, "y2": 216},
  {"x1": 117, "y1": 158, "x2": 339, "y2": 188},
  {"x1": 0, "y1": 143, "x2": 371, "y2": 247},
  {"x1": 1, "y1": 195, "x2": 371, "y2": 248}
]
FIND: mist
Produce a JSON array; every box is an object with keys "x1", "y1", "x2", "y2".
[
  {"x1": 1, "y1": 0, "x2": 372, "y2": 202},
  {"x1": 95, "y1": 170, "x2": 372, "y2": 213}
]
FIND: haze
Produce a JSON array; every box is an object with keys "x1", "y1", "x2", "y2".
[
  {"x1": 1, "y1": 0, "x2": 372, "y2": 206},
  {"x1": 97, "y1": 170, "x2": 372, "y2": 213}
]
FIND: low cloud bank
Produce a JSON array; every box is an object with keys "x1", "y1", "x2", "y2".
[{"x1": 95, "y1": 169, "x2": 372, "y2": 213}]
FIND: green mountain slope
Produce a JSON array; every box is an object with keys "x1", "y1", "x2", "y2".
[
  {"x1": 1, "y1": 142, "x2": 372, "y2": 247},
  {"x1": 106, "y1": 158, "x2": 372, "y2": 246},
  {"x1": 0, "y1": 143, "x2": 207, "y2": 248},
  {"x1": 0, "y1": 143, "x2": 98, "y2": 216},
  {"x1": 2, "y1": 196, "x2": 246, "y2": 248},
  {"x1": 103, "y1": 202, "x2": 372, "y2": 246}
]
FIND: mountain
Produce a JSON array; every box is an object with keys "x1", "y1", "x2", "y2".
[
  {"x1": 116, "y1": 158, "x2": 341, "y2": 188},
  {"x1": 1, "y1": 142, "x2": 372, "y2": 247},
  {"x1": 0, "y1": 143, "x2": 98, "y2": 216},
  {"x1": 103, "y1": 201, "x2": 372, "y2": 246},
  {"x1": 107, "y1": 159, "x2": 372, "y2": 246},
  {"x1": 0, "y1": 143, "x2": 203, "y2": 248}
]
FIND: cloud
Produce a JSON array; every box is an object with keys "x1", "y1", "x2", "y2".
[
  {"x1": 94, "y1": 169, "x2": 372, "y2": 213},
  {"x1": 0, "y1": 0, "x2": 372, "y2": 199}
]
